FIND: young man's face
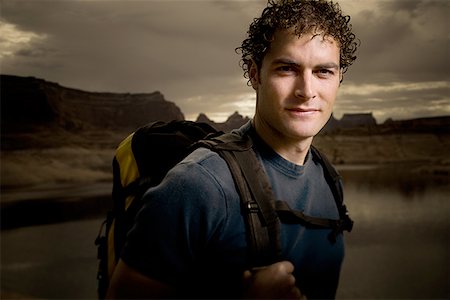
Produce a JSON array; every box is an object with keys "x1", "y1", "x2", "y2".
[{"x1": 251, "y1": 29, "x2": 341, "y2": 144}]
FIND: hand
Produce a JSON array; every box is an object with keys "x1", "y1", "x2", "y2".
[{"x1": 242, "y1": 261, "x2": 305, "y2": 299}]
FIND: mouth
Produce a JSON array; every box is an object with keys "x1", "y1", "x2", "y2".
[{"x1": 285, "y1": 107, "x2": 320, "y2": 116}]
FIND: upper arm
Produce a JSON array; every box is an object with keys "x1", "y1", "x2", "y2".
[
  {"x1": 106, "y1": 259, "x2": 176, "y2": 299},
  {"x1": 113, "y1": 150, "x2": 240, "y2": 297},
  {"x1": 121, "y1": 151, "x2": 232, "y2": 267}
]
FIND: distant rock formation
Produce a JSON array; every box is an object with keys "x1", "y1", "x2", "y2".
[
  {"x1": 1, "y1": 75, "x2": 184, "y2": 133},
  {"x1": 340, "y1": 113, "x2": 377, "y2": 128},
  {"x1": 196, "y1": 113, "x2": 212, "y2": 124},
  {"x1": 322, "y1": 112, "x2": 378, "y2": 133},
  {"x1": 196, "y1": 111, "x2": 250, "y2": 132},
  {"x1": 2, "y1": 74, "x2": 449, "y2": 150},
  {"x1": 225, "y1": 111, "x2": 251, "y2": 130},
  {"x1": 379, "y1": 116, "x2": 450, "y2": 134},
  {"x1": 320, "y1": 114, "x2": 340, "y2": 134}
]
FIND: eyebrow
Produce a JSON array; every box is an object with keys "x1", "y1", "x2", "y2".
[
  {"x1": 272, "y1": 58, "x2": 340, "y2": 70},
  {"x1": 316, "y1": 62, "x2": 340, "y2": 70},
  {"x1": 272, "y1": 58, "x2": 299, "y2": 67}
]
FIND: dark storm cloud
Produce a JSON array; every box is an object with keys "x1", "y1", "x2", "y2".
[
  {"x1": 0, "y1": 0, "x2": 448, "y2": 121},
  {"x1": 336, "y1": 0, "x2": 450, "y2": 122},
  {"x1": 0, "y1": 0, "x2": 262, "y2": 120},
  {"x1": 346, "y1": 0, "x2": 449, "y2": 84}
]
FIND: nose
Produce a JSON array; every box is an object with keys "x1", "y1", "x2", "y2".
[{"x1": 294, "y1": 72, "x2": 315, "y2": 100}]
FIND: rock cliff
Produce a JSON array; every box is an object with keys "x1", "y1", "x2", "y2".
[{"x1": 1, "y1": 75, "x2": 184, "y2": 133}]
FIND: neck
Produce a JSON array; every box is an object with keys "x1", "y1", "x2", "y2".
[{"x1": 252, "y1": 117, "x2": 313, "y2": 166}]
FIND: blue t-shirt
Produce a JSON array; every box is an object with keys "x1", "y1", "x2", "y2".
[{"x1": 122, "y1": 121, "x2": 345, "y2": 299}]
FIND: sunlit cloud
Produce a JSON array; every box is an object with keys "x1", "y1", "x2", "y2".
[
  {"x1": 336, "y1": 80, "x2": 450, "y2": 122},
  {"x1": 182, "y1": 91, "x2": 256, "y2": 122},
  {"x1": 0, "y1": 21, "x2": 47, "y2": 59},
  {"x1": 340, "y1": 81, "x2": 450, "y2": 97}
]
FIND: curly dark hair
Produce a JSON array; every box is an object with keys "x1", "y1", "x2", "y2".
[{"x1": 237, "y1": 0, "x2": 359, "y2": 82}]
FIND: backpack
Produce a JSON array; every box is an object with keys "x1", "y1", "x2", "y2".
[{"x1": 95, "y1": 120, "x2": 353, "y2": 299}]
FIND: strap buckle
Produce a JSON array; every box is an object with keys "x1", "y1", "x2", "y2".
[{"x1": 246, "y1": 201, "x2": 260, "y2": 213}]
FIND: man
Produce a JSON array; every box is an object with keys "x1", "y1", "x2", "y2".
[{"x1": 107, "y1": 0, "x2": 358, "y2": 298}]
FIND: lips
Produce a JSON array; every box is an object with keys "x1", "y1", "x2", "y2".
[{"x1": 286, "y1": 107, "x2": 320, "y2": 113}]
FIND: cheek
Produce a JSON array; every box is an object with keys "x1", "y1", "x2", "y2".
[
  {"x1": 321, "y1": 82, "x2": 339, "y2": 105},
  {"x1": 265, "y1": 78, "x2": 293, "y2": 101},
  {"x1": 258, "y1": 80, "x2": 278, "y2": 105}
]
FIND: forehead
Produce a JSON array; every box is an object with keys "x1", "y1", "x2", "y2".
[{"x1": 264, "y1": 29, "x2": 340, "y2": 63}]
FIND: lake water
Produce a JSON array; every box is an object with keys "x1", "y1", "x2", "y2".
[
  {"x1": 1, "y1": 166, "x2": 449, "y2": 299},
  {"x1": 337, "y1": 165, "x2": 449, "y2": 299}
]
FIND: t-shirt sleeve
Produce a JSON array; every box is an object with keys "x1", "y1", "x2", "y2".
[{"x1": 120, "y1": 150, "x2": 232, "y2": 286}]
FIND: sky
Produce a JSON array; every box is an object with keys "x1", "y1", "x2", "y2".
[{"x1": 1, "y1": 0, "x2": 449, "y2": 123}]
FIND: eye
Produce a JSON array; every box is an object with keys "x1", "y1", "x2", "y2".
[
  {"x1": 276, "y1": 65, "x2": 296, "y2": 74},
  {"x1": 320, "y1": 69, "x2": 333, "y2": 74},
  {"x1": 316, "y1": 68, "x2": 335, "y2": 78},
  {"x1": 278, "y1": 66, "x2": 292, "y2": 71}
]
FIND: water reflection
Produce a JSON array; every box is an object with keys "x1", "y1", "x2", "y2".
[
  {"x1": 339, "y1": 164, "x2": 449, "y2": 198},
  {"x1": 1, "y1": 166, "x2": 448, "y2": 299},
  {"x1": 337, "y1": 165, "x2": 449, "y2": 299}
]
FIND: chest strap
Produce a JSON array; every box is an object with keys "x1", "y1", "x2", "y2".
[{"x1": 275, "y1": 200, "x2": 353, "y2": 243}]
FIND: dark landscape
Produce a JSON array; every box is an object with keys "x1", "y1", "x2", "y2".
[
  {"x1": 1, "y1": 74, "x2": 449, "y2": 299},
  {"x1": 2, "y1": 75, "x2": 448, "y2": 188}
]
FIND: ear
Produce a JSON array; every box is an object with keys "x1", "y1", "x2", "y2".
[{"x1": 249, "y1": 60, "x2": 259, "y2": 90}]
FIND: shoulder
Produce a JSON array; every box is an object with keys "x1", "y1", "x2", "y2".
[
  {"x1": 310, "y1": 146, "x2": 339, "y2": 177},
  {"x1": 309, "y1": 146, "x2": 342, "y2": 187},
  {"x1": 176, "y1": 148, "x2": 233, "y2": 188},
  {"x1": 145, "y1": 147, "x2": 237, "y2": 209},
  {"x1": 122, "y1": 148, "x2": 242, "y2": 285},
  {"x1": 181, "y1": 147, "x2": 226, "y2": 169}
]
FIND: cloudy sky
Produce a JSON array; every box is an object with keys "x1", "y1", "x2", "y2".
[{"x1": 1, "y1": 0, "x2": 449, "y2": 122}]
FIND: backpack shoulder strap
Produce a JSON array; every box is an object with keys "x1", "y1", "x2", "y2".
[
  {"x1": 310, "y1": 145, "x2": 343, "y2": 203},
  {"x1": 310, "y1": 145, "x2": 354, "y2": 240},
  {"x1": 198, "y1": 132, "x2": 282, "y2": 267}
]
